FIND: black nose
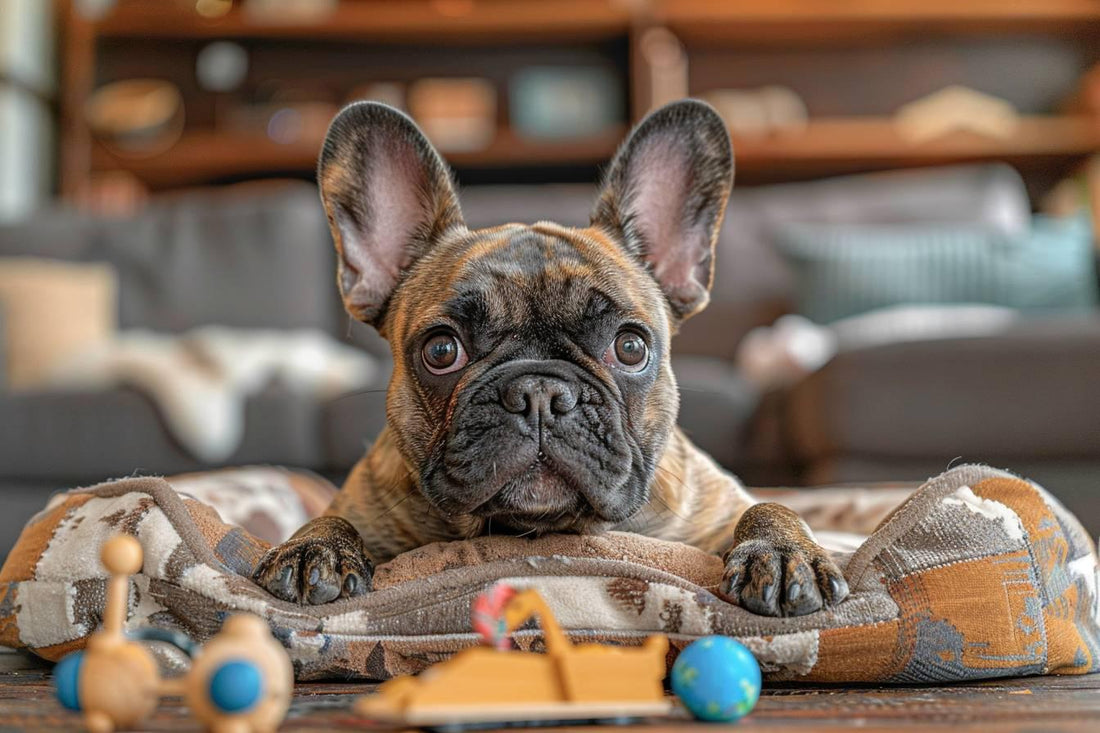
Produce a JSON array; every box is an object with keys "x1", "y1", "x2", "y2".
[{"x1": 502, "y1": 375, "x2": 578, "y2": 419}]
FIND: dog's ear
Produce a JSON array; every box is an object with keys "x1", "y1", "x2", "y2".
[
  {"x1": 318, "y1": 102, "x2": 463, "y2": 327},
  {"x1": 591, "y1": 99, "x2": 733, "y2": 321}
]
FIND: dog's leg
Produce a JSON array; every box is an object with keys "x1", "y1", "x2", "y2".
[
  {"x1": 632, "y1": 429, "x2": 848, "y2": 617},
  {"x1": 720, "y1": 502, "x2": 849, "y2": 617},
  {"x1": 253, "y1": 430, "x2": 481, "y2": 603},
  {"x1": 252, "y1": 515, "x2": 373, "y2": 604}
]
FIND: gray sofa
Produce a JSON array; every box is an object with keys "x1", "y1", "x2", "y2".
[
  {"x1": 2, "y1": 165, "x2": 1097, "y2": 558},
  {"x1": 0, "y1": 183, "x2": 386, "y2": 553}
]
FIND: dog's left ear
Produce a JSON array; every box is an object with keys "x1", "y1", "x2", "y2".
[{"x1": 591, "y1": 99, "x2": 733, "y2": 321}]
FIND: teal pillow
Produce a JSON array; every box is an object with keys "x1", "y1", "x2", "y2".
[{"x1": 772, "y1": 215, "x2": 1098, "y2": 323}]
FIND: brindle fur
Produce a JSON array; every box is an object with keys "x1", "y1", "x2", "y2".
[{"x1": 253, "y1": 100, "x2": 848, "y2": 617}]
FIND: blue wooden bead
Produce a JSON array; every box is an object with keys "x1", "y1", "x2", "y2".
[
  {"x1": 672, "y1": 636, "x2": 762, "y2": 722},
  {"x1": 208, "y1": 659, "x2": 263, "y2": 713},
  {"x1": 54, "y1": 651, "x2": 84, "y2": 711}
]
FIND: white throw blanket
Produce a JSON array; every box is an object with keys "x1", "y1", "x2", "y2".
[
  {"x1": 736, "y1": 304, "x2": 1019, "y2": 390},
  {"x1": 47, "y1": 327, "x2": 377, "y2": 462}
]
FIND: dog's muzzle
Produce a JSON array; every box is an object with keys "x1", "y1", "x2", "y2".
[{"x1": 422, "y1": 359, "x2": 644, "y2": 529}]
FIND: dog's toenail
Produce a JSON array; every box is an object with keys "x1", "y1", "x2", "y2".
[
  {"x1": 788, "y1": 582, "x2": 802, "y2": 601},
  {"x1": 278, "y1": 566, "x2": 292, "y2": 583},
  {"x1": 344, "y1": 574, "x2": 358, "y2": 595},
  {"x1": 763, "y1": 583, "x2": 777, "y2": 604},
  {"x1": 309, "y1": 567, "x2": 320, "y2": 585}
]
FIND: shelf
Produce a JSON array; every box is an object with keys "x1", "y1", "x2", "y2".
[
  {"x1": 90, "y1": 116, "x2": 1100, "y2": 189},
  {"x1": 68, "y1": 3, "x2": 1100, "y2": 193},
  {"x1": 654, "y1": 0, "x2": 1100, "y2": 43},
  {"x1": 90, "y1": 126, "x2": 626, "y2": 189},
  {"x1": 731, "y1": 115, "x2": 1100, "y2": 181},
  {"x1": 94, "y1": 0, "x2": 1100, "y2": 44},
  {"x1": 92, "y1": 0, "x2": 631, "y2": 43}
]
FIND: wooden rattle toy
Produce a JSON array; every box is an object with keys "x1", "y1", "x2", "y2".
[{"x1": 53, "y1": 535, "x2": 293, "y2": 733}]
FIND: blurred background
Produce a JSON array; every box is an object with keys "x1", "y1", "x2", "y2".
[{"x1": 0, "y1": 0, "x2": 1098, "y2": 559}]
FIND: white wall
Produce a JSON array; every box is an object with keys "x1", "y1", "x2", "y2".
[{"x1": 0, "y1": 0, "x2": 55, "y2": 222}]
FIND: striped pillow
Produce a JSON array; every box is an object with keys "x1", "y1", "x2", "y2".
[{"x1": 772, "y1": 214, "x2": 1098, "y2": 323}]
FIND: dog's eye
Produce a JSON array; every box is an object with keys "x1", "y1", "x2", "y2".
[
  {"x1": 422, "y1": 332, "x2": 468, "y2": 375},
  {"x1": 603, "y1": 330, "x2": 648, "y2": 372}
]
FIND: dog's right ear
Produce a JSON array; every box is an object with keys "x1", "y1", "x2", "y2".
[{"x1": 318, "y1": 102, "x2": 463, "y2": 328}]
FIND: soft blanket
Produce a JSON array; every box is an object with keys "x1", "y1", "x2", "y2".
[
  {"x1": 736, "y1": 305, "x2": 1019, "y2": 390},
  {"x1": 45, "y1": 327, "x2": 376, "y2": 462},
  {"x1": 0, "y1": 465, "x2": 1096, "y2": 683}
]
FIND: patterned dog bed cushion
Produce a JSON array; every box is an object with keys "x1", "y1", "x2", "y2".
[{"x1": 0, "y1": 465, "x2": 1097, "y2": 683}]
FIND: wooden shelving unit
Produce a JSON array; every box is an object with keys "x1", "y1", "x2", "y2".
[
  {"x1": 89, "y1": 0, "x2": 1100, "y2": 42},
  {"x1": 731, "y1": 116, "x2": 1100, "y2": 180},
  {"x1": 59, "y1": 0, "x2": 1100, "y2": 196},
  {"x1": 92, "y1": 0, "x2": 631, "y2": 42},
  {"x1": 653, "y1": 0, "x2": 1100, "y2": 42},
  {"x1": 89, "y1": 116, "x2": 1100, "y2": 189},
  {"x1": 89, "y1": 125, "x2": 626, "y2": 189}
]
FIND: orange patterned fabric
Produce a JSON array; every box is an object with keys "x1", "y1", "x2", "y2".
[{"x1": 0, "y1": 465, "x2": 1096, "y2": 682}]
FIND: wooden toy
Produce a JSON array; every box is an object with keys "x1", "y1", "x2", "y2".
[
  {"x1": 894, "y1": 85, "x2": 1019, "y2": 144},
  {"x1": 52, "y1": 535, "x2": 293, "y2": 733},
  {"x1": 671, "y1": 636, "x2": 761, "y2": 722},
  {"x1": 357, "y1": 585, "x2": 673, "y2": 728}
]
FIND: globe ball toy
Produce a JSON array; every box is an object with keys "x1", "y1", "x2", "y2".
[{"x1": 671, "y1": 636, "x2": 762, "y2": 722}]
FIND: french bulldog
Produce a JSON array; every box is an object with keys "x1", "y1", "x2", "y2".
[{"x1": 252, "y1": 99, "x2": 848, "y2": 617}]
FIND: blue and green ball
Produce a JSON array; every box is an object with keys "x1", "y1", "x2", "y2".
[{"x1": 671, "y1": 636, "x2": 761, "y2": 722}]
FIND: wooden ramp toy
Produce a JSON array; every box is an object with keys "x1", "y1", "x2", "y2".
[
  {"x1": 357, "y1": 585, "x2": 672, "y2": 728},
  {"x1": 52, "y1": 535, "x2": 293, "y2": 733}
]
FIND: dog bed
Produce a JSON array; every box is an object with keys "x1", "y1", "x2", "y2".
[{"x1": 0, "y1": 465, "x2": 1096, "y2": 683}]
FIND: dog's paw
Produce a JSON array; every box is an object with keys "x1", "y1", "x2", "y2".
[
  {"x1": 252, "y1": 516, "x2": 373, "y2": 604},
  {"x1": 718, "y1": 503, "x2": 848, "y2": 617}
]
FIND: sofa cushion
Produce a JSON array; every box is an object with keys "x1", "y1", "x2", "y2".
[
  {"x1": 773, "y1": 214, "x2": 1098, "y2": 323},
  {"x1": 0, "y1": 259, "x2": 118, "y2": 389},
  {"x1": 0, "y1": 182, "x2": 343, "y2": 336},
  {"x1": 785, "y1": 317, "x2": 1100, "y2": 462},
  {"x1": 0, "y1": 386, "x2": 324, "y2": 482},
  {"x1": 676, "y1": 164, "x2": 1032, "y2": 357}
]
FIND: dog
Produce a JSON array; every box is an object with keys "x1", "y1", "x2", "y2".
[{"x1": 252, "y1": 99, "x2": 848, "y2": 618}]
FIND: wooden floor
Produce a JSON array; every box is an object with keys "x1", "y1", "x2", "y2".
[{"x1": 2, "y1": 649, "x2": 1098, "y2": 732}]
